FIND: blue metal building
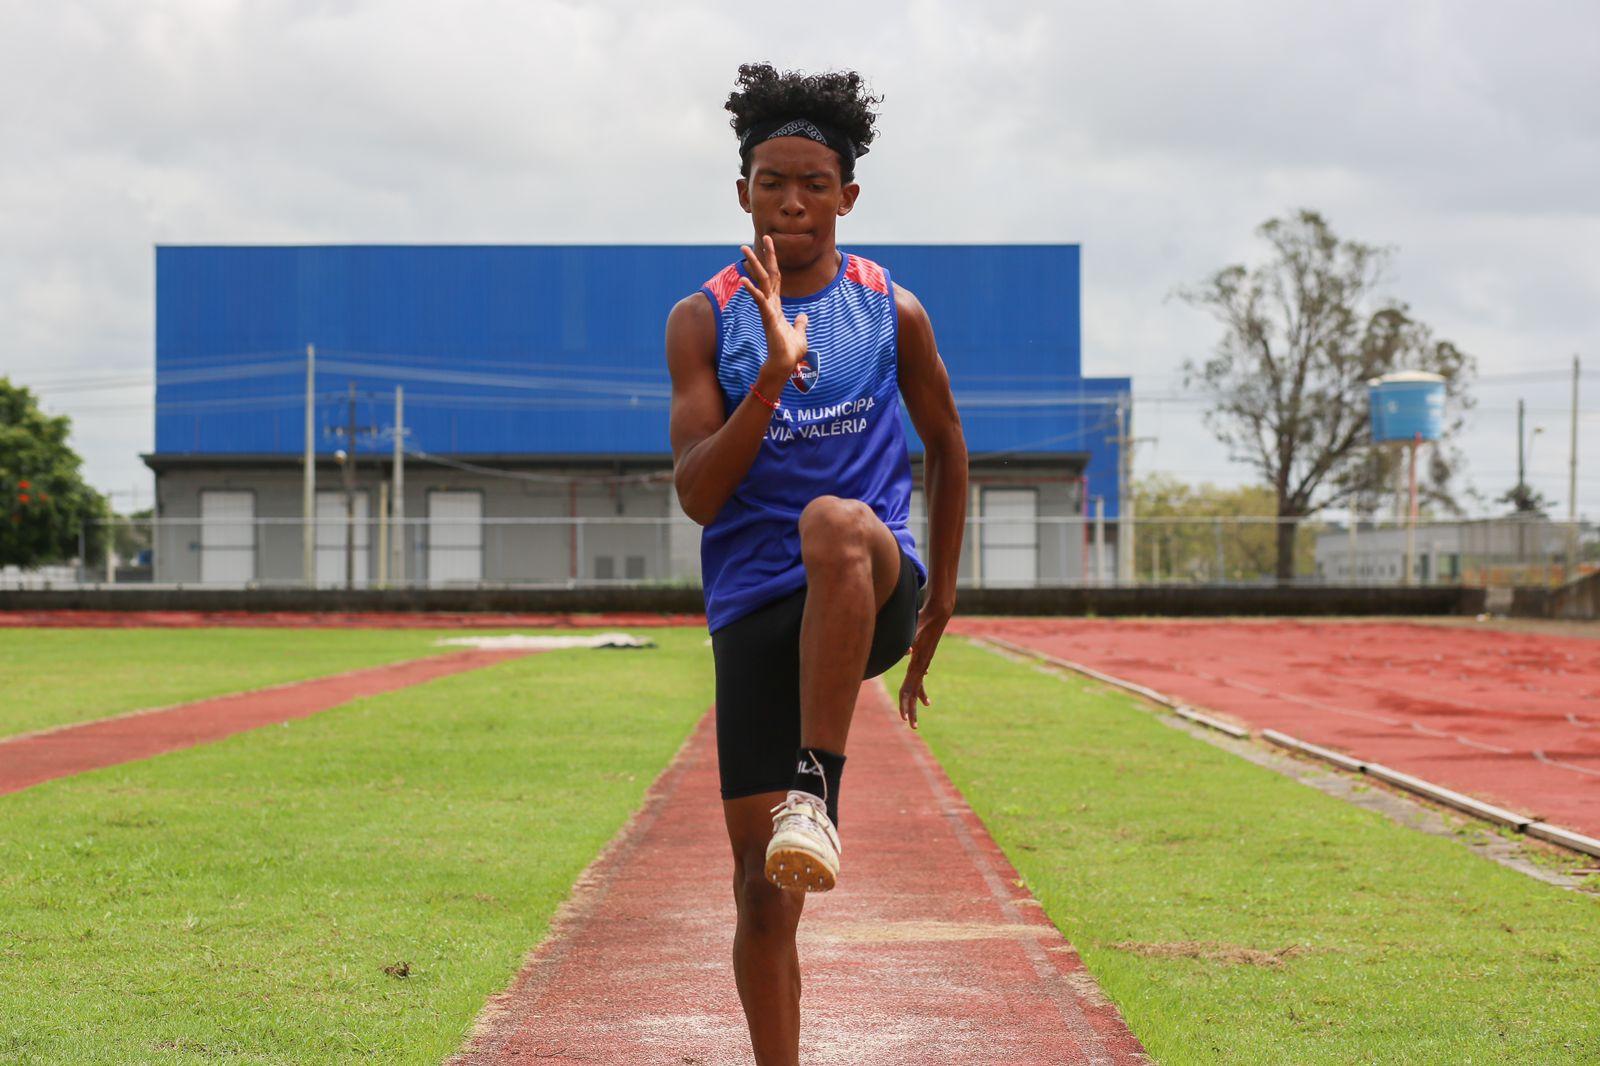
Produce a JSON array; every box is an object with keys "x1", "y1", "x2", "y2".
[{"x1": 147, "y1": 245, "x2": 1129, "y2": 587}]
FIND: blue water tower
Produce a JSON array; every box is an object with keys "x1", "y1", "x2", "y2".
[{"x1": 1368, "y1": 371, "x2": 1445, "y2": 442}]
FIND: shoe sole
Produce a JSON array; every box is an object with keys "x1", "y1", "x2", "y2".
[{"x1": 764, "y1": 845, "x2": 837, "y2": 893}]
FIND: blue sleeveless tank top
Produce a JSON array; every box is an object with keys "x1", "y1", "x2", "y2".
[{"x1": 696, "y1": 250, "x2": 927, "y2": 632}]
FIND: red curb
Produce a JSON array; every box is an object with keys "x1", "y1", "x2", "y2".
[
  {"x1": 0, "y1": 650, "x2": 529, "y2": 796},
  {"x1": 955, "y1": 618, "x2": 1600, "y2": 840},
  {"x1": 0, "y1": 610, "x2": 705, "y2": 629},
  {"x1": 454, "y1": 684, "x2": 1147, "y2": 1064}
]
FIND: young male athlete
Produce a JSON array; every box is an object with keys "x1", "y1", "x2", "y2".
[{"x1": 665, "y1": 64, "x2": 968, "y2": 1062}]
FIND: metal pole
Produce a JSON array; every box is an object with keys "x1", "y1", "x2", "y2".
[
  {"x1": 1404, "y1": 433, "x2": 1420, "y2": 586},
  {"x1": 1346, "y1": 517, "x2": 1357, "y2": 585},
  {"x1": 302, "y1": 343, "x2": 316, "y2": 586},
  {"x1": 105, "y1": 519, "x2": 115, "y2": 585},
  {"x1": 574, "y1": 518, "x2": 585, "y2": 588},
  {"x1": 1093, "y1": 496, "x2": 1106, "y2": 585},
  {"x1": 377, "y1": 479, "x2": 389, "y2": 588},
  {"x1": 970, "y1": 481, "x2": 983, "y2": 588},
  {"x1": 392, "y1": 386, "x2": 405, "y2": 587},
  {"x1": 1214, "y1": 516, "x2": 1225, "y2": 584},
  {"x1": 1516, "y1": 397, "x2": 1526, "y2": 491},
  {"x1": 569, "y1": 480, "x2": 579, "y2": 581},
  {"x1": 1115, "y1": 400, "x2": 1132, "y2": 585},
  {"x1": 344, "y1": 382, "x2": 357, "y2": 590}
]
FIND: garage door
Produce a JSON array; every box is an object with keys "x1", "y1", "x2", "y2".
[
  {"x1": 428, "y1": 491, "x2": 482, "y2": 586},
  {"x1": 199, "y1": 490, "x2": 255, "y2": 585},
  {"x1": 316, "y1": 490, "x2": 370, "y2": 587},
  {"x1": 981, "y1": 488, "x2": 1037, "y2": 586}
]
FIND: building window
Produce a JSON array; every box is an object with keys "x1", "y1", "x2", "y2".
[
  {"x1": 625, "y1": 555, "x2": 646, "y2": 580},
  {"x1": 594, "y1": 556, "x2": 615, "y2": 580}
]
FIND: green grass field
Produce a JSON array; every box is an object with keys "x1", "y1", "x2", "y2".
[
  {"x1": 886, "y1": 638, "x2": 1600, "y2": 1064},
  {"x1": 0, "y1": 629, "x2": 466, "y2": 737},
  {"x1": 0, "y1": 628, "x2": 712, "y2": 1064},
  {"x1": 7, "y1": 624, "x2": 1599, "y2": 1063}
]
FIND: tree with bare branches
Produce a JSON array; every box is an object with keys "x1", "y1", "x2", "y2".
[{"x1": 1181, "y1": 210, "x2": 1474, "y2": 581}]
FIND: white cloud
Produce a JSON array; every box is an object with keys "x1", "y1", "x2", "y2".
[{"x1": 1, "y1": 0, "x2": 1596, "y2": 514}]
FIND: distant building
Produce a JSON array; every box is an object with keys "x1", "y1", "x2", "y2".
[
  {"x1": 1314, "y1": 518, "x2": 1570, "y2": 585},
  {"x1": 146, "y1": 245, "x2": 1130, "y2": 587}
]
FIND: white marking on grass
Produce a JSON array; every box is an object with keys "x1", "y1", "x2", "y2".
[{"x1": 437, "y1": 632, "x2": 654, "y2": 650}]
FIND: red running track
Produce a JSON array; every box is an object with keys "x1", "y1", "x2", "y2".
[
  {"x1": 956, "y1": 619, "x2": 1600, "y2": 839},
  {"x1": 454, "y1": 683, "x2": 1146, "y2": 1065},
  {"x1": 0, "y1": 650, "x2": 527, "y2": 796}
]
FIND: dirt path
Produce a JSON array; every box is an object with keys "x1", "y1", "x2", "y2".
[
  {"x1": 454, "y1": 682, "x2": 1145, "y2": 1065},
  {"x1": 0, "y1": 650, "x2": 527, "y2": 796}
]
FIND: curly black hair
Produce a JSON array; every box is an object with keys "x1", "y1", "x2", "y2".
[{"x1": 725, "y1": 62, "x2": 881, "y2": 182}]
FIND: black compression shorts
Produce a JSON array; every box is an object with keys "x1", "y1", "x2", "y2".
[{"x1": 711, "y1": 546, "x2": 921, "y2": 801}]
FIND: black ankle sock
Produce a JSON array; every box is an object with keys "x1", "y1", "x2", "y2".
[{"x1": 792, "y1": 746, "x2": 846, "y2": 827}]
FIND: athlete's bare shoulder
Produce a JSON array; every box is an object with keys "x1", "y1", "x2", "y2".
[
  {"x1": 666, "y1": 291, "x2": 723, "y2": 463},
  {"x1": 666, "y1": 291, "x2": 716, "y2": 355},
  {"x1": 893, "y1": 283, "x2": 937, "y2": 377},
  {"x1": 892, "y1": 281, "x2": 928, "y2": 324}
]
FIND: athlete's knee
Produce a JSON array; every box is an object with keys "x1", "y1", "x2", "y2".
[{"x1": 799, "y1": 496, "x2": 873, "y2": 572}]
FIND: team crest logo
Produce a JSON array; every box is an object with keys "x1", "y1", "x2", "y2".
[{"x1": 791, "y1": 350, "x2": 820, "y2": 393}]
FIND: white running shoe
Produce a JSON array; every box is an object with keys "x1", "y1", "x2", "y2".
[{"x1": 764, "y1": 790, "x2": 841, "y2": 893}]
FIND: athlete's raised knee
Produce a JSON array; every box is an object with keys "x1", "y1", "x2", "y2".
[{"x1": 798, "y1": 496, "x2": 875, "y2": 570}]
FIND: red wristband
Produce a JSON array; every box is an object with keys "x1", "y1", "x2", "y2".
[{"x1": 749, "y1": 384, "x2": 780, "y2": 411}]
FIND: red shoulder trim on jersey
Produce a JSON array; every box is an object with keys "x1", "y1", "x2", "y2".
[
  {"x1": 844, "y1": 254, "x2": 889, "y2": 295},
  {"x1": 704, "y1": 264, "x2": 743, "y2": 311}
]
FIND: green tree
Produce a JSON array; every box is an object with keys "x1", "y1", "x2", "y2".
[
  {"x1": 1180, "y1": 210, "x2": 1474, "y2": 581},
  {"x1": 0, "y1": 378, "x2": 107, "y2": 568},
  {"x1": 1496, "y1": 482, "x2": 1551, "y2": 517},
  {"x1": 1133, "y1": 473, "x2": 1318, "y2": 583},
  {"x1": 112, "y1": 506, "x2": 154, "y2": 563}
]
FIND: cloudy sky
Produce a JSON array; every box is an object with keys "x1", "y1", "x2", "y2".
[{"x1": 3, "y1": 0, "x2": 1597, "y2": 516}]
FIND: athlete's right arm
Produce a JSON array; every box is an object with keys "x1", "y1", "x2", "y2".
[{"x1": 666, "y1": 293, "x2": 790, "y2": 526}]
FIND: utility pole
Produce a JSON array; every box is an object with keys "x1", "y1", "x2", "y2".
[
  {"x1": 1516, "y1": 397, "x2": 1526, "y2": 491},
  {"x1": 1115, "y1": 401, "x2": 1131, "y2": 584},
  {"x1": 302, "y1": 343, "x2": 316, "y2": 586},
  {"x1": 1570, "y1": 354, "x2": 1581, "y2": 571},
  {"x1": 392, "y1": 386, "x2": 406, "y2": 587},
  {"x1": 332, "y1": 383, "x2": 383, "y2": 590},
  {"x1": 1570, "y1": 355, "x2": 1581, "y2": 522}
]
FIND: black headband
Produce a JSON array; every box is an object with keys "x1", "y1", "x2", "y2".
[{"x1": 738, "y1": 117, "x2": 865, "y2": 174}]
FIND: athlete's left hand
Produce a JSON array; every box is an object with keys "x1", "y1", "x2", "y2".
[{"x1": 898, "y1": 603, "x2": 951, "y2": 730}]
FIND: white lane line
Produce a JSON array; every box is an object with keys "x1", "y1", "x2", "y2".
[
  {"x1": 1186, "y1": 666, "x2": 1515, "y2": 755},
  {"x1": 1324, "y1": 668, "x2": 1599, "y2": 718},
  {"x1": 1532, "y1": 750, "x2": 1600, "y2": 779},
  {"x1": 1185, "y1": 669, "x2": 1405, "y2": 727},
  {"x1": 1406, "y1": 721, "x2": 1514, "y2": 754}
]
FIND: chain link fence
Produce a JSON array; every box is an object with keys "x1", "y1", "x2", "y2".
[{"x1": 4, "y1": 514, "x2": 1593, "y2": 591}]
